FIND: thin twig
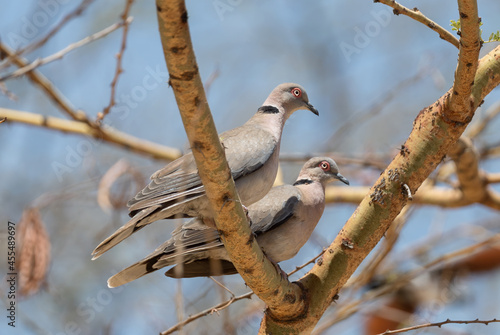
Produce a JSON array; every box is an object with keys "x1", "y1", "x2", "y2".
[
  {"x1": 210, "y1": 276, "x2": 235, "y2": 298},
  {"x1": 0, "y1": 0, "x2": 95, "y2": 71},
  {"x1": 289, "y1": 250, "x2": 326, "y2": 277},
  {"x1": 0, "y1": 82, "x2": 16, "y2": 100},
  {"x1": 175, "y1": 280, "x2": 185, "y2": 335},
  {"x1": 375, "y1": 0, "x2": 460, "y2": 49},
  {"x1": 203, "y1": 66, "x2": 220, "y2": 97},
  {"x1": 98, "y1": 0, "x2": 135, "y2": 123},
  {"x1": 0, "y1": 42, "x2": 90, "y2": 123},
  {"x1": 0, "y1": 17, "x2": 133, "y2": 82},
  {"x1": 378, "y1": 318, "x2": 500, "y2": 334},
  {"x1": 161, "y1": 292, "x2": 253, "y2": 335}
]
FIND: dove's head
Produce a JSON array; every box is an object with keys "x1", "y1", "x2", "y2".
[
  {"x1": 299, "y1": 157, "x2": 349, "y2": 186},
  {"x1": 264, "y1": 83, "x2": 319, "y2": 117}
]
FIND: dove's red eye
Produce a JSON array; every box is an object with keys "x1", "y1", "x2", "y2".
[
  {"x1": 291, "y1": 88, "x2": 302, "y2": 97},
  {"x1": 319, "y1": 161, "x2": 330, "y2": 171}
]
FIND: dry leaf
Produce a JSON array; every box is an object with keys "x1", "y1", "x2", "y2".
[{"x1": 17, "y1": 207, "x2": 51, "y2": 297}]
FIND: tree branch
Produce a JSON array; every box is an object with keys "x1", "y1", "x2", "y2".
[
  {"x1": 161, "y1": 291, "x2": 253, "y2": 335},
  {"x1": 261, "y1": 8, "x2": 499, "y2": 334},
  {"x1": 378, "y1": 318, "x2": 500, "y2": 334},
  {"x1": 449, "y1": 136, "x2": 486, "y2": 202},
  {"x1": 325, "y1": 181, "x2": 500, "y2": 209},
  {"x1": 155, "y1": 0, "x2": 305, "y2": 320},
  {"x1": 313, "y1": 234, "x2": 500, "y2": 334},
  {"x1": 162, "y1": 249, "x2": 326, "y2": 334},
  {"x1": 98, "y1": 0, "x2": 135, "y2": 123},
  {"x1": 471, "y1": 46, "x2": 500, "y2": 109},
  {"x1": 375, "y1": 0, "x2": 460, "y2": 49},
  {"x1": 486, "y1": 173, "x2": 500, "y2": 184},
  {"x1": 0, "y1": 108, "x2": 181, "y2": 160},
  {"x1": 447, "y1": 0, "x2": 481, "y2": 123}
]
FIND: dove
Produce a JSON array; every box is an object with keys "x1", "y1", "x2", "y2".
[
  {"x1": 106, "y1": 157, "x2": 348, "y2": 287},
  {"x1": 92, "y1": 83, "x2": 318, "y2": 259}
]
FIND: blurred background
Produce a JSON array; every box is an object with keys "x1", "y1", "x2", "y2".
[{"x1": 1, "y1": 0, "x2": 500, "y2": 334}]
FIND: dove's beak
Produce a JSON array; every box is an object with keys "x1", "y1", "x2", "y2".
[
  {"x1": 335, "y1": 173, "x2": 349, "y2": 185},
  {"x1": 307, "y1": 103, "x2": 319, "y2": 116}
]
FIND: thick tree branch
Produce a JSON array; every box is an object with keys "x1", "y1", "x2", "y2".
[
  {"x1": 471, "y1": 45, "x2": 500, "y2": 108},
  {"x1": 376, "y1": 0, "x2": 460, "y2": 49},
  {"x1": 0, "y1": 108, "x2": 181, "y2": 160},
  {"x1": 260, "y1": 9, "x2": 499, "y2": 334},
  {"x1": 312, "y1": 234, "x2": 500, "y2": 334},
  {"x1": 447, "y1": 0, "x2": 481, "y2": 123},
  {"x1": 155, "y1": 0, "x2": 305, "y2": 320}
]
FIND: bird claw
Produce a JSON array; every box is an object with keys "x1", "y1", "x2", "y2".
[
  {"x1": 241, "y1": 204, "x2": 251, "y2": 223},
  {"x1": 265, "y1": 253, "x2": 288, "y2": 281},
  {"x1": 274, "y1": 263, "x2": 289, "y2": 281},
  {"x1": 278, "y1": 266, "x2": 289, "y2": 281},
  {"x1": 202, "y1": 217, "x2": 217, "y2": 229}
]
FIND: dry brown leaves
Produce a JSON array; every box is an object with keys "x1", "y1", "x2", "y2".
[{"x1": 17, "y1": 207, "x2": 51, "y2": 297}]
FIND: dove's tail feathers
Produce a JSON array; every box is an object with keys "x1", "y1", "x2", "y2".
[
  {"x1": 107, "y1": 254, "x2": 164, "y2": 288},
  {"x1": 165, "y1": 259, "x2": 238, "y2": 278},
  {"x1": 92, "y1": 206, "x2": 159, "y2": 260},
  {"x1": 106, "y1": 241, "x2": 194, "y2": 287},
  {"x1": 107, "y1": 249, "x2": 220, "y2": 287}
]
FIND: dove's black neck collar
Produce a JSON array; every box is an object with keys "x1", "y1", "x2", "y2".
[
  {"x1": 258, "y1": 105, "x2": 280, "y2": 114},
  {"x1": 293, "y1": 179, "x2": 313, "y2": 186}
]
